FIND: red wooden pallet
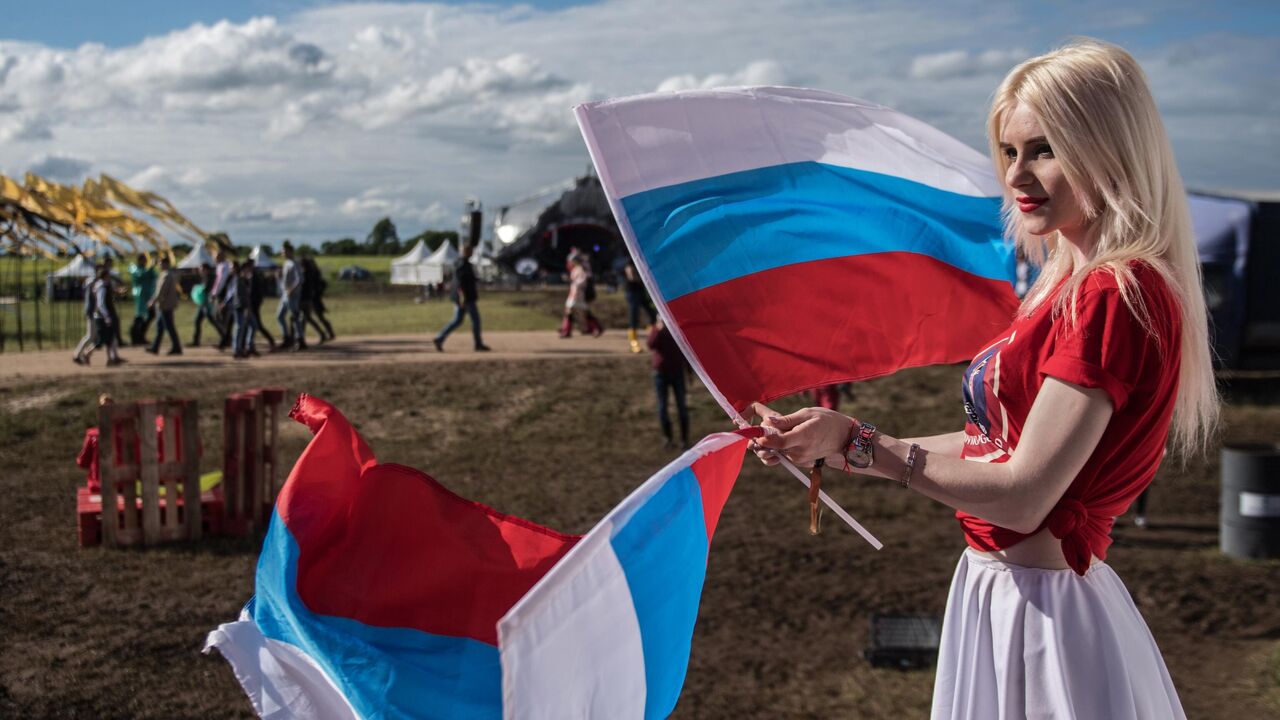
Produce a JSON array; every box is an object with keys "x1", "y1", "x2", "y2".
[
  {"x1": 77, "y1": 486, "x2": 225, "y2": 547},
  {"x1": 220, "y1": 388, "x2": 286, "y2": 536},
  {"x1": 86, "y1": 399, "x2": 203, "y2": 547}
]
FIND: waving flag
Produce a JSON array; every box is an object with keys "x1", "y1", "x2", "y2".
[
  {"x1": 574, "y1": 86, "x2": 1019, "y2": 416},
  {"x1": 205, "y1": 394, "x2": 758, "y2": 719}
]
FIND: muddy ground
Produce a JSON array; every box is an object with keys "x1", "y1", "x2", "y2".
[{"x1": 1, "y1": 354, "x2": 1277, "y2": 718}]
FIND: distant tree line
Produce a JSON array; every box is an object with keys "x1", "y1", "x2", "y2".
[
  {"x1": 318, "y1": 217, "x2": 459, "y2": 256},
  {"x1": 102, "y1": 217, "x2": 459, "y2": 259}
]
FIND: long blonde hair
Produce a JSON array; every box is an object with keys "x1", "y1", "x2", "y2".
[{"x1": 988, "y1": 38, "x2": 1218, "y2": 456}]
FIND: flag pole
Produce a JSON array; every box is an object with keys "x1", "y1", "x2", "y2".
[{"x1": 777, "y1": 455, "x2": 883, "y2": 549}]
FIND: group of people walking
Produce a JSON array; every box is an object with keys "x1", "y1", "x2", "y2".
[
  {"x1": 71, "y1": 242, "x2": 334, "y2": 366},
  {"x1": 196, "y1": 242, "x2": 336, "y2": 359}
]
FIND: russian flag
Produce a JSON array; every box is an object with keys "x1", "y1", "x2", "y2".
[
  {"x1": 574, "y1": 86, "x2": 1019, "y2": 415},
  {"x1": 205, "y1": 394, "x2": 759, "y2": 719}
]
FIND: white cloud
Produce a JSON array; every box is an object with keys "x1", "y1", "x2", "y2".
[
  {"x1": 339, "y1": 186, "x2": 449, "y2": 227},
  {"x1": 222, "y1": 196, "x2": 319, "y2": 223},
  {"x1": 0, "y1": 112, "x2": 52, "y2": 141},
  {"x1": 126, "y1": 164, "x2": 208, "y2": 191},
  {"x1": 351, "y1": 24, "x2": 413, "y2": 54},
  {"x1": 909, "y1": 48, "x2": 1030, "y2": 80},
  {"x1": 0, "y1": 2, "x2": 1272, "y2": 247},
  {"x1": 340, "y1": 53, "x2": 566, "y2": 130},
  {"x1": 655, "y1": 60, "x2": 791, "y2": 92}
]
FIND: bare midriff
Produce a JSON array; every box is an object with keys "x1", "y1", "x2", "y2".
[{"x1": 972, "y1": 526, "x2": 1102, "y2": 570}]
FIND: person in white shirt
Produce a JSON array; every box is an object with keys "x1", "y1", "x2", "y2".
[
  {"x1": 276, "y1": 241, "x2": 305, "y2": 350},
  {"x1": 88, "y1": 265, "x2": 124, "y2": 366},
  {"x1": 211, "y1": 249, "x2": 235, "y2": 350}
]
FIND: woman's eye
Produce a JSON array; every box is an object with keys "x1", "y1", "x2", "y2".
[
  {"x1": 1034, "y1": 144, "x2": 1054, "y2": 157},
  {"x1": 1003, "y1": 147, "x2": 1017, "y2": 160}
]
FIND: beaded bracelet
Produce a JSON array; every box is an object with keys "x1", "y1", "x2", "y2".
[{"x1": 900, "y1": 442, "x2": 921, "y2": 489}]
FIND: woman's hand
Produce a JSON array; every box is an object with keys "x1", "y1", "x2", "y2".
[{"x1": 748, "y1": 402, "x2": 852, "y2": 468}]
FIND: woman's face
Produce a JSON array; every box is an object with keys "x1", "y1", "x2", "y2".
[{"x1": 999, "y1": 103, "x2": 1092, "y2": 248}]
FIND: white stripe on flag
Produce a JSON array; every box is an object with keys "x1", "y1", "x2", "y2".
[
  {"x1": 203, "y1": 613, "x2": 357, "y2": 720},
  {"x1": 574, "y1": 86, "x2": 1000, "y2": 201},
  {"x1": 499, "y1": 525, "x2": 646, "y2": 720},
  {"x1": 498, "y1": 433, "x2": 747, "y2": 718}
]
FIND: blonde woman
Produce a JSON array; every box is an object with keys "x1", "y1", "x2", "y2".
[{"x1": 754, "y1": 39, "x2": 1216, "y2": 719}]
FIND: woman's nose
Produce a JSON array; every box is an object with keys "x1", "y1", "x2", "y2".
[{"x1": 1006, "y1": 159, "x2": 1033, "y2": 190}]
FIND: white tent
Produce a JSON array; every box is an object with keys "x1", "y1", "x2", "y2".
[
  {"x1": 51, "y1": 255, "x2": 96, "y2": 277},
  {"x1": 391, "y1": 240, "x2": 458, "y2": 285},
  {"x1": 249, "y1": 245, "x2": 279, "y2": 269},
  {"x1": 177, "y1": 244, "x2": 215, "y2": 270},
  {"x1": 426, "y1": 240, "x2": 459, "y2": 269}
]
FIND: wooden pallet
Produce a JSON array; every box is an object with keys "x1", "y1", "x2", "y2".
[
  {"x1": 96, "y1": 399, "x2": 202, "y2": 546},
  {"x1": 77, "y1": 486, "x2": 224, "y2": 548},
  {"x1": 220, "y1": 388, "x2": 286, "y2": 535}
]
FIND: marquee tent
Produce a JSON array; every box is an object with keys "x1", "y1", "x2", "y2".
[
  {"x1": 51, "y1": 254, "x2": 96, "y2": 278},
  {"x1": 177, "y1": 244, "x2": 215, "y2": 270},
  {"x1": 248, "y1": 245, "x2": 279, "y2": 269},
  {"x1": 391, "y1": 240, "x2": 458, "y2": 285}
]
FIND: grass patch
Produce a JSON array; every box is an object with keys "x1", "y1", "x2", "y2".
[{"x1": 0, "y1": 287, "x2": 641, "y2": 351}]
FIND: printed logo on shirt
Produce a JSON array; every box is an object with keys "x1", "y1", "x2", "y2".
[{"x1": 961, "y1": 333, "x2": 1015, "y2": 463}]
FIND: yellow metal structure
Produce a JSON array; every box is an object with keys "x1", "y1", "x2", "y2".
[{"x1": 1, "y1": 172, "x2": 211, "y2": 259}]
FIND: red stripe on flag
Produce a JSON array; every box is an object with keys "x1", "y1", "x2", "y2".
[
  {"x1": 691, "y1": 439, "x2": 750, "y2": 545},
  {"x1": 281, "y1": 395, "x2": 581, "y2": 646},
  {"x1": 667, "y1": 252, "x2": 1018, "y2": 412}
]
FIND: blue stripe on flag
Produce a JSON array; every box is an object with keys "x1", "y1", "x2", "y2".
[
  {"x1": 609, "y1": 467, "x2": 711, "y2": 720},
  {"x1": 253, "y1": 512, "x2": 504, "y2": 720},
  {"x1": 620, "y1": 160, "x2": 1012, "y2": 300}
]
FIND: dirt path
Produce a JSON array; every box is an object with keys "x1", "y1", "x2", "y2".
[{"x1": 0, "y1": 331, "x2": 637, "y2": 380}]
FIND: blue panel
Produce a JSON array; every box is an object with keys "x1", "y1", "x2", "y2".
[
  {"x1": 253, "y1": 513, "x2": 504, "y2": 720},
  {"x1": 609, "y1": 468, "x2": 710, "y2": 720},
  {"x1": 619, "y1": 160, "x2": 1012, "y2": 300}
]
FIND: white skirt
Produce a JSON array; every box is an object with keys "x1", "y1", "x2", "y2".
[{"x1": 931, "y1": 549, "x2": 1186, "y2": 720}]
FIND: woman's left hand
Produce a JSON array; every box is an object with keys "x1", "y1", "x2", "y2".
[{"x1": 749, "y1": 402, "x2": 852, "y2": 468}]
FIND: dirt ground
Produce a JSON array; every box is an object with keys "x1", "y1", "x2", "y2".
[{"x1": 1, "y1": 345, "x2": 1278, "y2": 719}]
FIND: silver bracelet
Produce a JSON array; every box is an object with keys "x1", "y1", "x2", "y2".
[{"x1": 900, "y1": 443, "x2": 920, "y2": 489}]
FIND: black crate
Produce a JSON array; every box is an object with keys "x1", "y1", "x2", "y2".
[{"x1": 864, "y1": 614, "x2": 942, "y2": 669}]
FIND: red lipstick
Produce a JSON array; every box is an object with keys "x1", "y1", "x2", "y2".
[{"x1": 1016, "y1": 195, "x2": 1047, "y2": 213}]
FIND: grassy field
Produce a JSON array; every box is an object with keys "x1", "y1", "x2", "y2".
[
  {"x1": 0, "y1": 286, "x2": 629, "y2": 351},
  {"x1": 1, "y1": 359, "x2": 1278, "y2": 718},
  {"x1": 0, "y1": 254, "x2": 617, "y2": 351},
  {"x1": 310, "y1": 254, "x2": 395, "y2": 283}
]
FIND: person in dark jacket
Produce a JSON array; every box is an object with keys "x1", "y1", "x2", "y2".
[
  {"x1": 249, "y1": 264, "x2": 277, "y2": 351},
  {"x1": 191, "y1": 263, "x2": 226, "y2": 347},
  {"x1": 223, "y1": 259, "x2": 258, "y2": 359},
  {"x1": 90, "y1": 264, "x2": 125, "y2": 366},
  {"x1": 648, "y1": 317, "x2": 689, "y2": 450},
  {"x1": 145, "y1": 255, "x2": 182, "y2": 355},
  {"x1": 300, "y1": 254, "x2": 334, "y2": 343},
  {"x1": 432, "y1": 243, "x2": 490, "y2": 352}
]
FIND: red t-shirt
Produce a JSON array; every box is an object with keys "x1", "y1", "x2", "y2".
[{"x1": 956, "y1": 262, "x2": 1182, "y2": 574}]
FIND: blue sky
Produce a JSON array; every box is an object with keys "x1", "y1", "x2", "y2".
[
  {"x1": 2, "y1": 0, "x2": 594, "y2": 48},
  {"x1": 1, "y1": 0, "x2": 1277, "y2": 247}
]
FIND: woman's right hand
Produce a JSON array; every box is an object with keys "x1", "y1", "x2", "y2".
[
  {"x1": 748, "y1": 402, "x2": 853, "y2": 468},
  {"x1": 748, "y1": 402, "x2": 785, "y2": 466}
]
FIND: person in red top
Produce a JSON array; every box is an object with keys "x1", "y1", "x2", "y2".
[{"x1": 751, "y1": 39, "x2": 1217, "y2": 720}]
